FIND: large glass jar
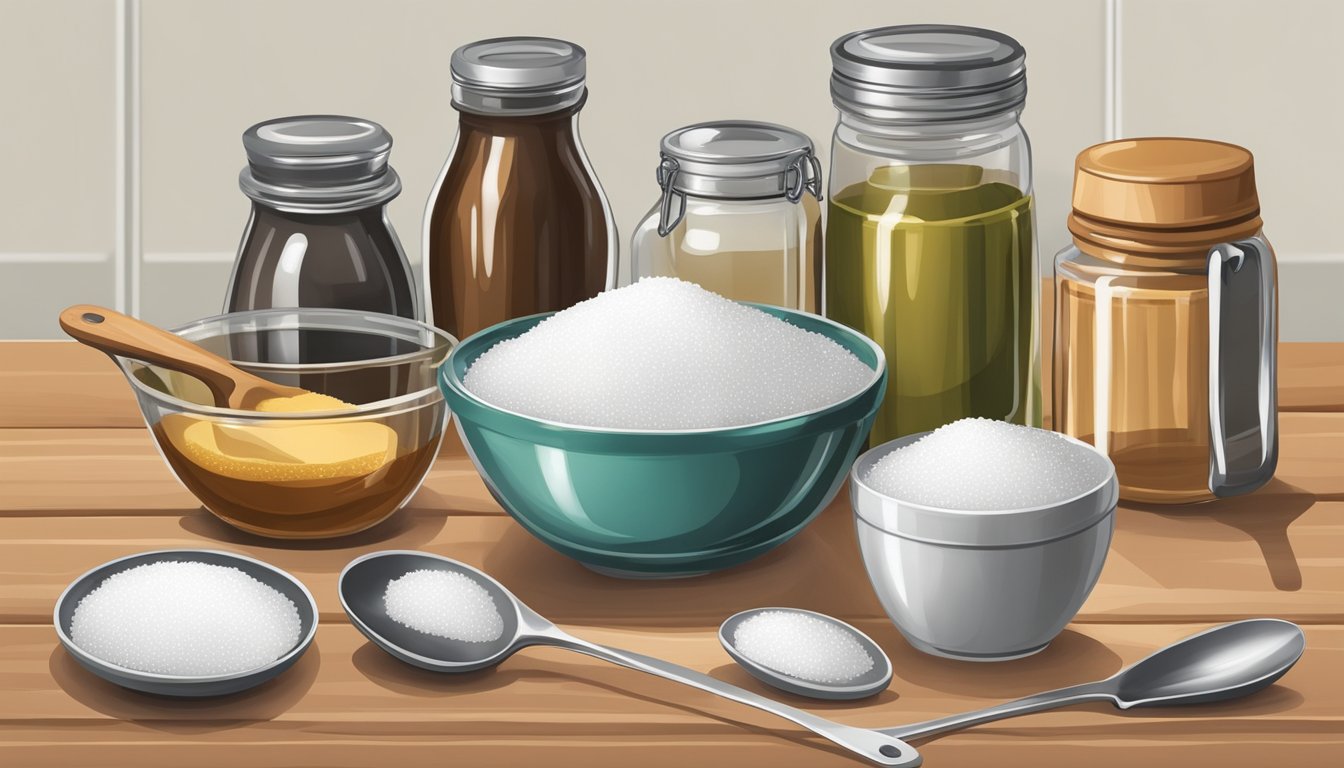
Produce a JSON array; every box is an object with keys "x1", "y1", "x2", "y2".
[
  {"x1": 1055, "y1": 138, "x2": 1278, "y2": 504},
  {"x1": 424, "y1": 37, "x2": 617, "y2": 341},
  {"x1": 630, "y1": 121, "x2": 822, "y2": 310},
  {"x1": 825, "y1": 25, "x2": 1040, "y2": 444}
]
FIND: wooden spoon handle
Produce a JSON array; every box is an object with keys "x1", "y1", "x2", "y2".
[{"x1": 59, "y1": 305, "x2": 245, "y2": 407}]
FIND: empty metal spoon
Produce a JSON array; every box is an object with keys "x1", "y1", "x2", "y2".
[
  {"x1": 720, "y1": 608, "x2": 893, "y2": 700},
  {"x1": 880, "y1": 618, "x2": 1305, "y2": 741},
  {"x1": 339, "y1": 551, "x2": 920, "y2": 767}
]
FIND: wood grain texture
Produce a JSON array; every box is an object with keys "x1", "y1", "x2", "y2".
[
  {"x1": 4, "y1": 413, "x2": 1341, "y2": 515},
  {"x1": 4, "y1": 622, "x2": 1338, "y2": 768},
  {"x1": 0, "y1": 428, "x2": 487, "y2": 514},
  {"x1": 0, "y1": 342, "x2": 142, "y2": 428},
  {"x1": 1, "y1": 338, "x2": 1341, "y2": 766},
  {"x1": 1, "y1": 492, "x2": 1341, "y2": 627},
  {"x1": 2, "y1": 334, "x2": 1342, "y2": 429},
  {"x1": 1278, "y1": 343, "x2": 1344, "y2": 412}
]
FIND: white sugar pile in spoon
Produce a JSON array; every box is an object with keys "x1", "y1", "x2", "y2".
[
  {"x1": 383, "y1": 569, "x2": 503, "y2": 643},
  {"x1": 733, "y1": 611, "x2": 875, "y2": 684},
  {"x1": 69, "y1": 561, "x2": 301, "y2": 676},
  {"x1": 463, "y1": 277, "x2": 875, "y2": 429},
  {"x1": 864, "y1": 418, "x2": 1113, "y2": 510}
]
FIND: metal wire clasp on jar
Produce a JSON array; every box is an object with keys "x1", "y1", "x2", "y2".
[{"x1": 631, "y1": 120, "x2": 823, "y2": 312}]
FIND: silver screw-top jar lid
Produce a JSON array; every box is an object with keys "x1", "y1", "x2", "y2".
[
  {"x1": 238, "y1": 115, "x2": 402, "y2": 213},
  {"x1": 830, "y1": 25, "x2": 1027, "y2": 124},
  {"x1": 654, "y1": 121, "x2": 821, "y2": 236},
  {"x1": 451, "y1": 37, "x2": 587, "y2": 116}
]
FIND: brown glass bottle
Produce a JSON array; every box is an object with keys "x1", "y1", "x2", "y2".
[
  {"x1": 228, "y1": 204, "x2": 415, "y2": 323},
  {"x1": 426, "y1": 103, "x2": 613, "y2": 338},
  {"x1": 225, "y1": 116, "x2": 418, "y2": 376},
  {"x1": 425, "y1": 37, "x2": 616, "y2": 340}
]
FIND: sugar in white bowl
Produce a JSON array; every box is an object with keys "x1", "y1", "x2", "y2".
[
  {"x1": 69, "y1": 561, "x2": 302, "y2": 677},
  {"x1": 383, "y1": 569, "x2": 504, "y2": 643},
  {"x1": 864, "y1": 418, "x2": 1113, "y2": 511},
  {"x1": 463, "y1": 277, "x2": 876, "y2": 430},
  {"x1": 733, "y1": 610, "x2": 874, "y2": 684}
]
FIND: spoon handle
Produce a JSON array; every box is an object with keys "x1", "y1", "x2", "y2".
[
  {"x1": 542, "y1": 629, "x2": 920, "y2": 766},
  {"x1": 880, "y1": 681, "x2": 1114, "y2": 741},
  {"x1": 58, "y1": 304, "x2": 247, "y2": 407}
]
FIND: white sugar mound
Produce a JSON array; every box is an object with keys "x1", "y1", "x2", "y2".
[
  {"x1": 463, "y1": 278, "x2": 875, "y2": 429},
  {"x1": 383, "y1": 569, "x2": 503, "y2": 643},
  {"x1": 69, "y1": 561, "x2": 302, "y2": 676},
  {"x1": 865, "y1": 418, "x2": 1112, "y2": 510},
  {"x1": 733, "y1": 610, "x2": 875, "y2": 684}
]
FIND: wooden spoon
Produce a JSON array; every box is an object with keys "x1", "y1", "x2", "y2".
[{"x1": 59, "y1": 305, "x2": 350, "y2": 411}]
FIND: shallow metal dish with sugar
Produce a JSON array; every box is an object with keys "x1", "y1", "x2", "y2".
[{"x1": 53, "y1": 549, "x2": 318, "y2": 697}]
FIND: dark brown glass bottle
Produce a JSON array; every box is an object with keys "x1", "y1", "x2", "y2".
[
  {"x1": 225, "y1": 116, "x2": 418, "y2": 369},
  {"x1": 425, "y1": 37, "x2": 616, "y2": 340},
  {"x1": 228, "y1": 205, "x2": 415, "y2": 323}
]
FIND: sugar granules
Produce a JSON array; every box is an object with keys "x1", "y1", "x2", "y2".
[
  {"x1": 733, "y1": 611, "x2": 875, "y2": 684},
  {"x1": 383, "y1": 569, "x2": 504, "y2": 643},
  {"x1": 464, "y1": 277, "x2": 875, "y2": 430},
  {"x1": 864, "y1": 418, "x2": 1112, "y2": 510},
  {"x1": 70, "y1": 561, "x2": 301, "y2": 676}
]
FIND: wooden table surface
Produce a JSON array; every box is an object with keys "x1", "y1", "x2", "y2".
[{"x1": 2, "y1": 340, "x2": 1341, "y2": 767}]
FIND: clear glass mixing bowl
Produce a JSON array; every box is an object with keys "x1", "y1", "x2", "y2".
[{"x1": 115, "y1": 308, "x2": 455, "y2": 539}]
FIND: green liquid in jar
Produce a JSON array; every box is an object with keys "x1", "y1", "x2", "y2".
[{"x1": 825, "y1": 164, "x2": 1041, "y2": 444}]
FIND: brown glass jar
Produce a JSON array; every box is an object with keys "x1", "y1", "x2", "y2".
[
  {"x1": 424, "y1": 37, "x2": 616, "y2": 340},
  {"x1": 225, "y1": 116, "x2": 419, "y2": 375},
  {"x1": 1054, "y1": 138, "x2": 1278, "y2": 504}
]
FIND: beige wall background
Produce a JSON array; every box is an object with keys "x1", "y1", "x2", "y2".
[{"x1": 2, "y1": 0, "x2": 1340, "y2": 340}]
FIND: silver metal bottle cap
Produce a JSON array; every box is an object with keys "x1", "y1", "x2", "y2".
[
  {"x1": 654, "y1": 121, "x2": 821, "y2": 235},
  {"x1": 830, "y1": 25, "x2": 1027, "y2": 123},
  {"x1": 238, "y1": 115, "x2": 402, "y2": 213},
  {"x1": 451, "y1": 37, "x2": 587, "y2": 116}
]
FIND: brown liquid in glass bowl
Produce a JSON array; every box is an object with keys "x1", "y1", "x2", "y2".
[
  {"x1": 153, "y1": 413, "x2": 441, "y2": 539},
  {"x1": 132, "y1": 337, "x2": 446, "y2": 540}
]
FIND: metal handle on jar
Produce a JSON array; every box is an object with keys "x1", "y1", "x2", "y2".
[
  {"x1": 1207, "y1": 235, "x2": 1278, "y2": 497},
  {"x1": 785, "y1": 150, "x2": 824, "y2": 203},
  {"x1": 656, "y1": 156, "x2": 688, "y2": 236}
]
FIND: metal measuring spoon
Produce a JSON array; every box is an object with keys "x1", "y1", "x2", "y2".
[
  {"x1": 720, "y1": 608, "x2": 893, "y2": 700},
  {"x1": 339, "y1": 551, "x2": 920, "y2": 767},
  {"x1": 880, "y1": 618, "x2": 1305, "y2": 741}
]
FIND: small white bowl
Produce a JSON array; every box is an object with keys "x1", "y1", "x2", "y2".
[{"x1": 850, "y1": 430, "x2": 1118, "y2": 661}]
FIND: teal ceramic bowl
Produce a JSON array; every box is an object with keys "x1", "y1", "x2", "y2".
[{"x1": 439, "y1": 304, "x2": 886, "y2": 578}]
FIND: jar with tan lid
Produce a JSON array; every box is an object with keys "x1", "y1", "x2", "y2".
[{"x1": 1054, "y1": 137, "x2": 1277, "y2": 504}]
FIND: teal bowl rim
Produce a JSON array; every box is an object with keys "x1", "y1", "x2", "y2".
[{"x1": 439, "y1": 302, "x2": 887, "y2": 441}]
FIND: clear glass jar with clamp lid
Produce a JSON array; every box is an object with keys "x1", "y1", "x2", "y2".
[{"x1": 630, "y1": 121, "x2": 822, "y2": 311}]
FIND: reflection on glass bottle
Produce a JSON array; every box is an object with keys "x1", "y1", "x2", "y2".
[
  {"x1": 1054, "y1": 138, "x2": 1278, "y2": 503},
  {"x1": 225, "y1": 115, "x2": 418, "y2": 395},
  {"x1": 825, "y1": 26, "x2": 1041, "y2": 445},
  {"x1": 630, "y1": 121, "x2": 822, "y2": 311},
  {"x1": 424, "y1": 37, "x2": 616, "y2": 341}
]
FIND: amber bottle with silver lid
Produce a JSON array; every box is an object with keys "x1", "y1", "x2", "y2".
[
  {"x1": 424, "y1": 37, "x2": 617, "y2": 340},
  {"x1": 630, "y1": 121, "x2": 822, "y2": 311},
  {"x1": 1054, "y1": 138, "x2": 1277, "y2": 503}
]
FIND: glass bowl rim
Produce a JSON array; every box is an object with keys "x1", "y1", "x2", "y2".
[{"x1": 117, "y1": 307, "x2": 456, "y2": 420}]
